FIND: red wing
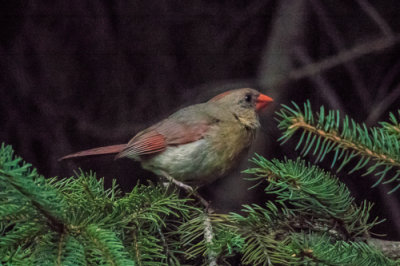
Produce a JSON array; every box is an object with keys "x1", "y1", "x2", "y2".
[
  {"x1": 116, "y1": 119, "x2": 210, "y2": 159},
  {"x1": 115, "y1": 130, "x2": 166, "y2": 159}
]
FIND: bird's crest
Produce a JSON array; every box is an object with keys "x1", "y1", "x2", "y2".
[{"x1": 208, "y1": 90, "x2": 234, "y2": 102}]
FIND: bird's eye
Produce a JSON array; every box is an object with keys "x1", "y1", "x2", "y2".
[{"x1": 244, "y1": 94, "x2": 252, "y2": 102}]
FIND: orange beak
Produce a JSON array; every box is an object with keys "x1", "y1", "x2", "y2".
[{"x1": 256, "y1": 93, "x2": 273, "y2": 111}]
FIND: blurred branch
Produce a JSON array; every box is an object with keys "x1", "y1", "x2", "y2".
[
  {"x1": 257, "y1": 0, "x2": 307, "y2": 91},
  {"x1": 367, "y1": 238, "x2": 400, "y2": 260},
  {"x1": 376, "y1": 59, "x2": 400, "y2": 101},
  {"x1": 216, "y1": 0, "x2": 273, "y2": 48},
  {"x1": 309, "y1": 0, "x2": 370, "y2": 110},
  {"x1": 285, "y1": 35, "x2": 400, "y2": 86},
  {"x1": 293, "y1": 47, "x2": 345, "y2": 111},
  {"x1": 366, "y1": 83, "x2": 400, "y2": 125},
  {"x1": 376, "y1": 184, "x2": 400, "y2": 238},
  {"x1": 355, "y1": 0, "x2": 394, "y2": 37}
]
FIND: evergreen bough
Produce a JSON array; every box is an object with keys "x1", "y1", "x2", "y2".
[
  {"x1": 276, "y1": 101, "x2": 400, "y2": 193},
  {"x1": 1, "y1": 101, "x2": 400, "y2": 265}
]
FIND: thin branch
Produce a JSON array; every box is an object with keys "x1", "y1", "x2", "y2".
[
  {"x1": 257, "y1": 0, "x2": 308, "y2": 89},
  {"x1": 309, "y1": 0, "x2": 370, "y2": 109},
  {"x1": 160, "y1": 171, "x2": 217, "y2": 265},
  {"x1": 132, "y1": 231, "x2": 142, "y2": 266},
  {"x1": 203, "y1": 213, "x2": 218, "y2": 266},
  {"x1": 57, "y1": 232, "x2": 66, "y2": 266},
  {"x1": 288, "y1": 116, "x2": 400, "y2": 167},
  {"x1": 160, "y1": 171, "x2": 217, "y2": 264},
  {"x1": 376, "y1": 59, "x2": 400, "y2": 101},
  {"x1": 366, "y1": 238, "x2": 400, "y2": 259},
  {"x1": 157, "y1": 227, "x2": 173, "y2": 263},
  {"x1": 216, "y1": 0, "x2": 273, "y2": 48},
  {"x1": 376, "y1": 184, "x2": 400, "y2": 239},
  {"x1": 282, "y1": 35, "x2": 400, "y2": 86},
  {"x1": 160, "y1": 171, "x2": 211, "y2": 209},
  {"x1": 293, "y1": 47, "x2": 345, "y2": 112},
  {"x1": 355, "y1": 0, "x2": 394, "y2": 37},
  {"x1": 366, "y1": 83, "x2": 400, "y2": 125}
]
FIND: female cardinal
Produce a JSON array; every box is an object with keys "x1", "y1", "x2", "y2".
[{"x1": 60, "y1": 88, "x2": 273, "y2": 186}]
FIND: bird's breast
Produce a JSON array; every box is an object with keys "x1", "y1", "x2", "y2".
[{"x1": 141, "y1": 123, "x2": 255, "y2": 185}]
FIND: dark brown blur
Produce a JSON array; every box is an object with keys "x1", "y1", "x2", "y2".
[{"x1": 1, "y1": 0, "x2": 400, "y2": 238}]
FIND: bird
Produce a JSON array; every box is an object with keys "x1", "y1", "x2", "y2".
[{"x1": 60, "y1": 88, "x2": 273, "y2": 187}]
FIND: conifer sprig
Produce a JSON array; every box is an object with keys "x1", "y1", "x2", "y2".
[
  {"x1": 276, "y1": 101, "x2": 400, "y2": 192},
  {"x1": 0, "y1": 144, "x2": 198, "y2": 265},
  {"x1": 244, "y1": 156, "x2": 382, "y2": 239},
  {"x1": 1, "y1": 142, "x2": 399, "y2": 264},
  {"x1": 228, "y1": 202, "x2": 294, "y2": 265},
  {"x1": 380, "y1": 110, "x2": 400, "y2": 138},
  {"x1": 288, "y1": 233, "x2": 397, "y2": 265}
]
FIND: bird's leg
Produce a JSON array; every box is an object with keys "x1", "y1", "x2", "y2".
[{"x1": 160, "y1": 171, "x2": 211, "y2": 210}]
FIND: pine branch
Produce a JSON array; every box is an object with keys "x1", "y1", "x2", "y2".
[
  {"x1": 244, "y1": 156, "x2": 382, "y2": 239},
  {"x1": 276, "y1": 101, "x2": 400, "y2": 192},
  {"x1": 224, "y1": 156, "x2": 399, "y2": 264},
  {"x1": 228, "y1": 203, "x2": 294, "y2": 265},
  {"x1": 57, "y1": 235, "x2": 86, "y2": 266},
  {"x1": 84, "y1": 224, "x2": 134, "y2": 266},
  {"x1": 380, "y1": 110, "x2": 400, "y2": 138},
  {"x1": 1, "y1": 143, "x2": 399, "y2": 264},
  {"x1": 289, "y1": 233, "x2": 398, "y2": 265},
  {"x1": 0, "y1": 143, "x2": 199, "y2": 265}
]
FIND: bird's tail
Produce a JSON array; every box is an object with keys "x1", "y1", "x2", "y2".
[{"x1": 58, "y1": 144, "x2": 126, "y2": 161}]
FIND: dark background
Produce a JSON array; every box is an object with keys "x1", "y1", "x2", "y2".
[{"x1": 1, "y1": 0, "x2": 400, "y2": 238}]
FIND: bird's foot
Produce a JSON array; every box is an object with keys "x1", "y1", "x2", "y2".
[{"x1": 160, "y1": 172, "x2": 216, "y2": 264}]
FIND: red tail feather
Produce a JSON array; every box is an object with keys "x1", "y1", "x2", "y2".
[{"x1": 59, "y1": 144, "x2": 126, "y2": 161}]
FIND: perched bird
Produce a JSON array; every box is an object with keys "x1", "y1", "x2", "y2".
[{"x1": 60, "y1": 88, "x2": 273, "y2": 187}]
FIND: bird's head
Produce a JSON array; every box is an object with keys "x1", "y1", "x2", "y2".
[{"x1": 209, "y1": 88, "x2": 273, "y2": 128}]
